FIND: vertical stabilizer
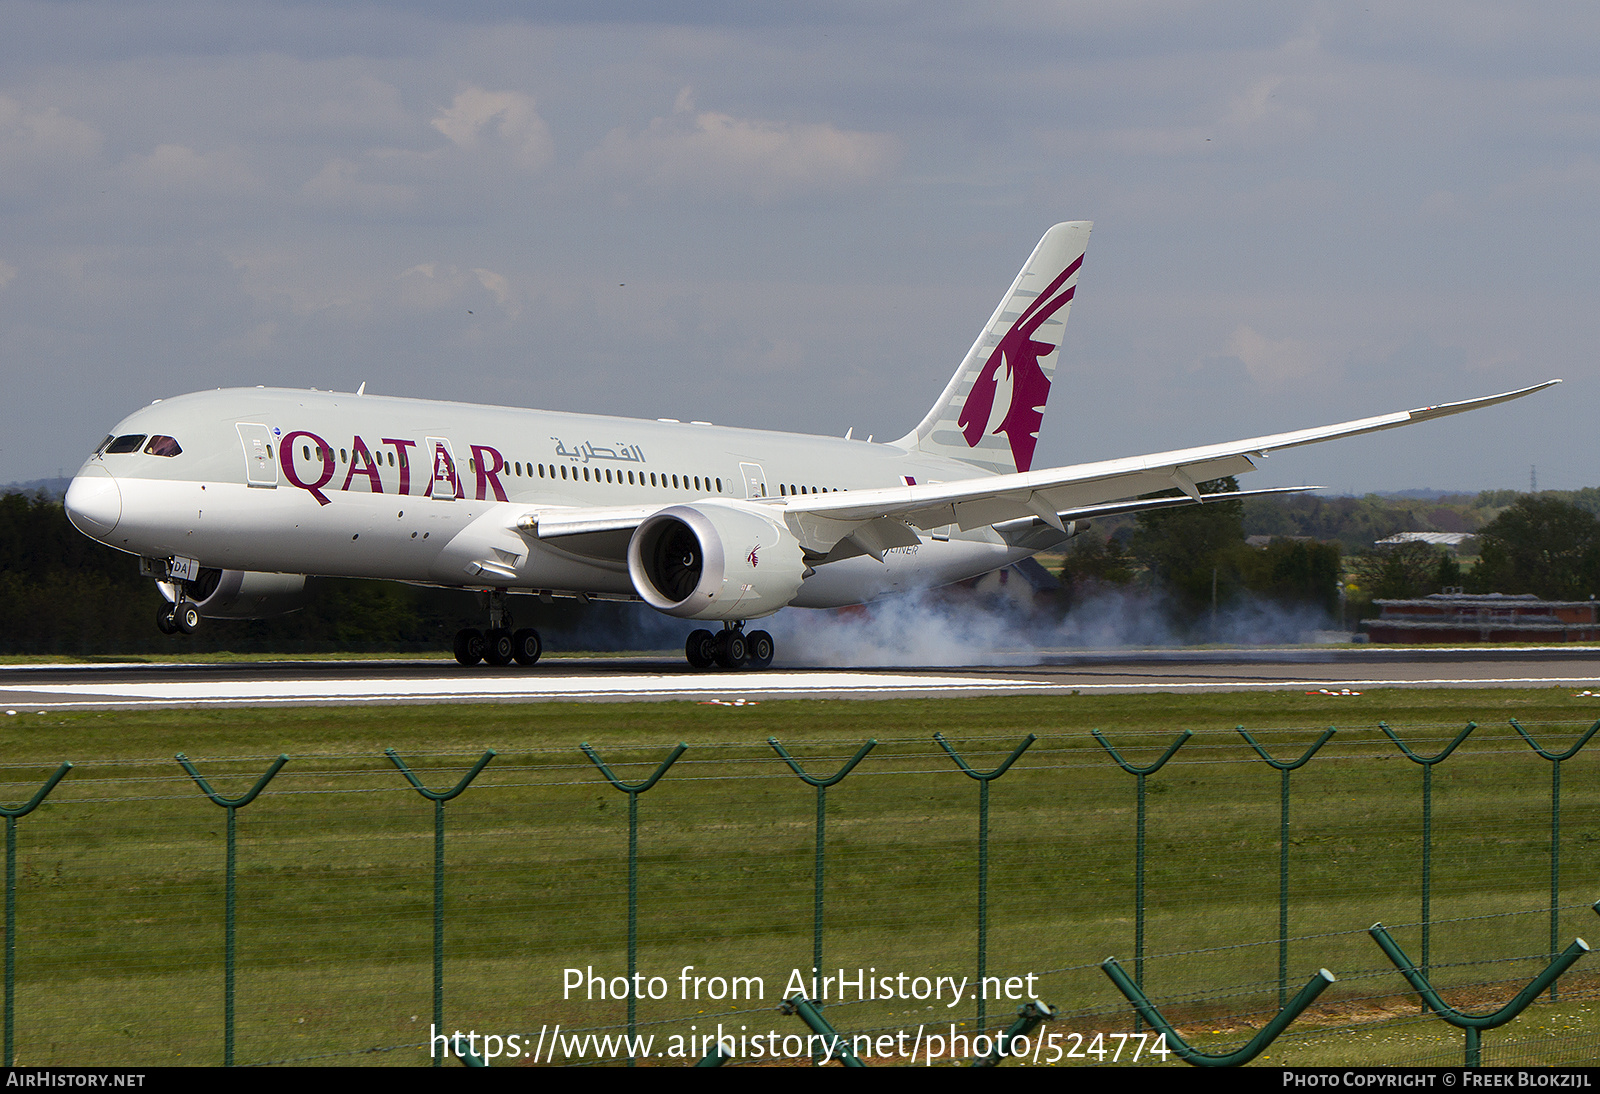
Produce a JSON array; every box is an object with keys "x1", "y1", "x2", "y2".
[{"x1": 894, "y1": 221, "x2": 1091, "y2": 474}]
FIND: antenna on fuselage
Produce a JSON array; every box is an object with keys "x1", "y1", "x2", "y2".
[{"x1": 357, "y1": 382, "x2": 367, "y2": 396}]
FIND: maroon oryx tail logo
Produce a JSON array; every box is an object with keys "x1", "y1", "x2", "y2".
[
  {"x1": 747, "y1": 546, "x2": 760, "y2": 568},
  {"x1": 956, "y1": 253, "x2": 1083, "y2": 473}
]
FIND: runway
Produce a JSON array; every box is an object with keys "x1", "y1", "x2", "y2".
[{"x1": 4, "y1": 647, "x2": 1600, "y2": 710}]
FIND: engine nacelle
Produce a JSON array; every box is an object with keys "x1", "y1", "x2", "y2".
[
  {"x1": 158, "y1": 569, "x2": 308, "y2": 619},
  {"x1": 627, "y1": 502, "x2": 807, "y2": 621}
]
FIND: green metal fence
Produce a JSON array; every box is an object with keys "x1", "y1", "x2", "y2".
[{"x1": 0, "y1": 720, "x2": 1595, "y2": 1067}]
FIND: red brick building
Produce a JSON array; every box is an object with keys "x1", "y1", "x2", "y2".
[{"x1": 1364, "y1": 592, "x2": 1600, "y2": 643}]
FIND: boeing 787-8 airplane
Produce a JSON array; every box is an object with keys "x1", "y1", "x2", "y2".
[{"x1": 63, "y1": 222, "x2": 1556, "y2": 669}]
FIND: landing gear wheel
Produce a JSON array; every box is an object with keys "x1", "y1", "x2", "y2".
[
  {"x1": 484, "y1": 628, "x2": 514, "y2": 666},
  {"x1": 156, "y1": 606, "x2": 178, "y2": 635},
  {"x1": 686, "y1": 629, "x2": 716, "y2": 670},
  {"x1": 715, "y1": 630, "x2": 747, "y2": 670},
  {"x1": 745, "y1": 630, "x2": 774, "y2": 669},
  {"x1": 176, "y1": 603, "x2": 201, "y2": 635},
  {"x1": 512, "y1": 628, "x2": 542, "y2": 666},
  {"x1": 454, "y1": 628, "x2": 485, "y2": 666}
]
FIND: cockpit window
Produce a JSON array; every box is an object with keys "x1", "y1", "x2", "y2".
[
  {"x1": 105, "y1": 434, "x2": 146, "y2": 454},
  {"x1": 93, "y1": 436, "x2": 112, "y2": 455},
  {"x1": 144, "y1": 435, "x2": 182, "y2": 457}
]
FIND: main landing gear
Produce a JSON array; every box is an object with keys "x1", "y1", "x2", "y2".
[
  {"x1": 156, "y1": 600, "x2": 201, "y2": 636},
  {"x1": 454, "y1": 589, "x2": 541, "y2": 668},
  {"x1": 686, "y1": 623, "x2": 774, "y2": 671}
]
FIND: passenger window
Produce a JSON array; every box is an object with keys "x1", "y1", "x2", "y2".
[
  {"x1": 143, "y1": 435, "x2": 182, "y2": 457},
  {"x1": 105, "y1": 434, "x2": 146, "y2": 454}
]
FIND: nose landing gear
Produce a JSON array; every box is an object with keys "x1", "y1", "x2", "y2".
[
  {"x1": 454, "y1": 589, "x2": 542, "y2": 668},
  {"x1": 685, "y1": 623, "x2": 774, "y2": 671}
]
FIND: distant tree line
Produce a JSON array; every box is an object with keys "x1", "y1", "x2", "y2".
[
  {"x1": 1059, "y1": 478, "x2": 1341, "y2": 635},
  {"x1": 1059, "y1": 486, "x2": 1600, "y2": 633}
]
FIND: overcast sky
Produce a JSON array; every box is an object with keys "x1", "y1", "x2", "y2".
[{"x1": 2, "y1": 2, "x2": 1595, "y2": 494}]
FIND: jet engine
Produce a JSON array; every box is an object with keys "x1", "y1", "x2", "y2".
[
  {"x1": 158, "y1": 568, "x2": 308, "y2": 619},
  {"x1": 627, "y1": 502, "x2": 807, "y2": 620}
]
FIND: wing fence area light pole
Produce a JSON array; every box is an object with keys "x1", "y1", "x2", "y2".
[
  {"x1": 1237, "y1": 727, "x2": 1336, "y2": 1007},
  {"x1": 0, "y1": 761, "x2": 71, "y2": 1067},
  {"x1": 1091, "y1": 728, "x2": 1191, "y2": 1026},
  {"x1": 1379, "y1": 721, "x2": 1474, "y2": 988},
  {"x1": 934, "y1": 732, "x2": 1036, "y2": 1037},
  {"x1": 386, "y1": 748, "x2": 496, "y2": 1068},
  {"x1": 767, "y1": 737, "x2": 876, "y2": 1010},
  {"x1": 1510, "y1": 717, "x2": 1600, "y2": 1000},
  {"x1": 175, "y1": 753, "x2": 288, "y2": 1067},
  {"x1": 581, "y1": 742, "x2": 686, "y2": 1067}
]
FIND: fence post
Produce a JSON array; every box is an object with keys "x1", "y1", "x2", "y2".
[
  {"x1": 934, "y1": 732, "x2": 1036, "y2": 1036},
  {"x1": 1369, "y1": 923, "x2": 1590, "y2": 1067},
  {"x1": 1092, "y1": 728, "x2": 1191, "y2": 1021},
  {"x1": 1237, "y1": 727, "x2": 1336, "y2": 1007},
  {"x1": 582, "y1": 742, "x2": 686, "y2": 1066},
  {"x1": 386, "y1": 748, "x2": 496, "y2": 1067},
  {"x1": 767, "y1": 737, "x2": 876, "y2": 1013},
  {"x1": 176, "y1": 753, "x2": 288, "y2": 1067},
  {"x1": 1378, "y1": 722, "x2": 1474, "y2": 986},
  {"x1": 1510, "y1": 717, "x2": 1600, "y2": 1000},
  {"x1": 0, "y1": 761, "x2": 72, "y2": 1067},
  {"x1": 1102, "y1": 956, "x2": 1335, "y2": 1067}
]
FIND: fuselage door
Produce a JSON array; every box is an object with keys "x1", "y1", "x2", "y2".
[
  {"x1": 236, "y1": 423, "x2": 277, "y2": 488},
  {"x1": 739, "y1": 462, "x2": 769, "y2": 500},
  {"x1": 426, "y1": 436, "x2": 463, "y2": 500}
]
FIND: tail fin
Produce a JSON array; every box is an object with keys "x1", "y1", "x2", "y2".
[{"x1": 894, "y1": 221, "x2": 1091, "y2": 474}]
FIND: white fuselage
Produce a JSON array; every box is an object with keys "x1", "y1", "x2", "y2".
[{"x1": 66, "y1": 387, "x2": 1059, "y2": 614}]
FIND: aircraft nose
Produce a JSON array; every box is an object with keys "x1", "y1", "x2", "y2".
[{"x1": 65, "y1": 465, "x2": 121, "y2": 539}]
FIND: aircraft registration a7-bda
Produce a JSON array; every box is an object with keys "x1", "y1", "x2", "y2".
[{"x1": 65, "y1": 222, "x2": 1557, "y2": 670}]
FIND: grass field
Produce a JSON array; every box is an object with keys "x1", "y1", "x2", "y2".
[{"x1": 0, "y1": 687, "x2": 1597, "y2": 1066}]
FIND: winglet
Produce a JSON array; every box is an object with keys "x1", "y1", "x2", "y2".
[{"x1": 1406, "y1": 380, "x2": 1561, "y2": 424}]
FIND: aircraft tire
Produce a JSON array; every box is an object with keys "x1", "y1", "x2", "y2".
[
  {"x1": 454, "y1": 628, "x2": 485, "y2": 666},
  {"x1": 512, "y1": 628, "x2": 542, "y2": 666},
  {"x1": 176, "y1": 603, "x2": 201, "y2": 634},
  {"x1": 716, "y1": 631, "x2": 747, "y2": 670},
  {"x1": 686, "y1": 629, "x2": 716, "y2": 669},
  {"x1": 485, "y1": 628, "x2": 514, "y2": 666},
  {"x1": 156, "y1": 606, "x2": 178, "y2": 635},
  {"x1": 745, "y1": 630, "x2": 774, "y2": 669}
]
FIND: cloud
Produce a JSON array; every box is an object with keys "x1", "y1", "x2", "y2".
[
  {"x1": 0, "y1": 97, "x2": 102, "y2": 195},
  {"x1": 1102, "y1": 75, "x2": 1314, "y2": 155},
  {"x1": 585, "y1": 100, "x2": 900, "y2": 201},
  {"x1": 300, "y1": 157, "x2": 416, "y2": 214},
  {"x1": 121, "y1": 143, "x2": 261, "y2": 196},
  {"x1": 430, "y1": 87, "x2": 553, "y2": 172},
  {"x1": 1225, "y1": 324, "x2": 1324, "y2": 384}
]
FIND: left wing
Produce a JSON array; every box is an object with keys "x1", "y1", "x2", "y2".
[{"x1": 779, "y1": 380, "x2": 1560, "y2": 556}]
